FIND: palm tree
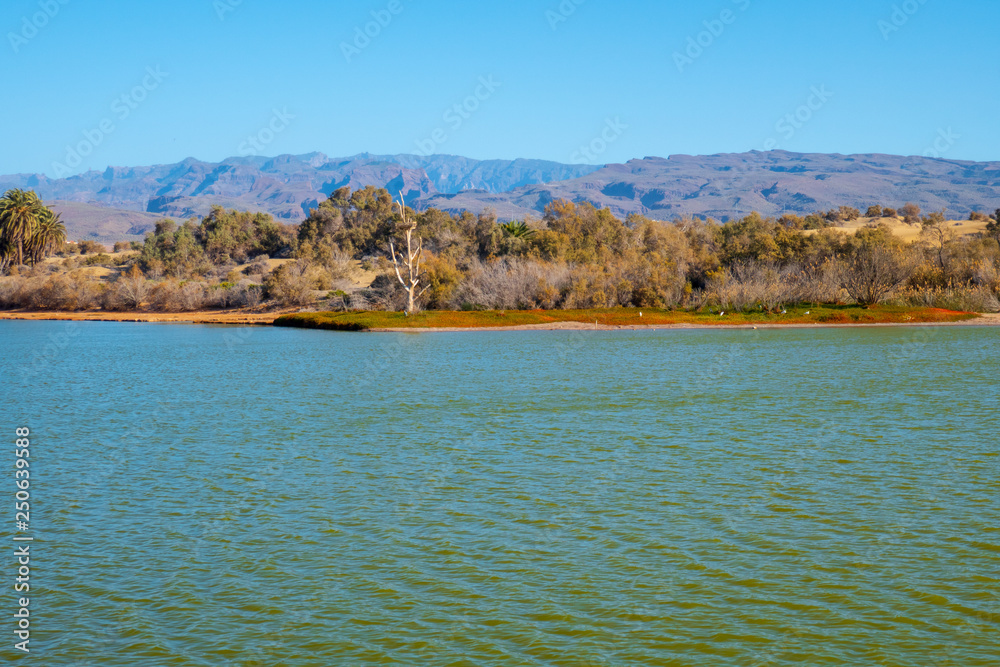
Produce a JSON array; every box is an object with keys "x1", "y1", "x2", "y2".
[
  {"x1": 0, "y1": 235, "x2": 11, "y2": 275},
  {"x1": 499, "y1": 221, "x2": 536, "y2": 239},
  {"x1": 0, "y1": 189, "x2": 48, "y2": 266},
  {"x1": 27, "y1": 210, "x2": 67, "y2": 264}
]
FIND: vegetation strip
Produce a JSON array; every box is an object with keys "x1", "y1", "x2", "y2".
[
  {"x1": 3, "y1": 186, "x2": 999, "y2": 318},
  {"x1": 275, "y1": 306, "x2": 977, "y2": 332}
]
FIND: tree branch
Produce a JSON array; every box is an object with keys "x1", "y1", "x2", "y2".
[{"x1": 389, "y1": 239, "x2": 407, "y2": 287}]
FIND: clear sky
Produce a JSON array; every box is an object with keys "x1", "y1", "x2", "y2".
[{"x1": 3, "y1": 0, "x2": 998, "y2": 177}]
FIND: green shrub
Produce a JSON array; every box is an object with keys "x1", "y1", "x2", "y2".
[{"x1": 84, "y1": 253, "x2": 115, "y2": 266}]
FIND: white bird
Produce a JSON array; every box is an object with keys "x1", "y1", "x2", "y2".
[
  {"x1": 805, "y1": 310, "x2": 811, "y2": 315},
  {"x1": 781, "y1": 310, "x2": 787, "y2": 314},
  {"x1": 720, "y1": 311, "x2": 725, "y2": 316}
]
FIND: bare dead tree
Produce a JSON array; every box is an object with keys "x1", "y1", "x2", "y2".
[{"x1": 389, "y1": 193, "x2": 429, "y2": 314}]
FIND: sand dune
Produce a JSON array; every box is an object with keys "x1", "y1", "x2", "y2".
[{"x1": 806, "y1": 216, "x2": 990, "y2": 242}]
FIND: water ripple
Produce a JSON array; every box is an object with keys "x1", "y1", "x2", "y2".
[{"x1": 1, "y1": 322, "x2": 997, "y2": 665}]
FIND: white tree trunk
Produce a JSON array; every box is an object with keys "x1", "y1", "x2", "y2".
[{"x1": 389, "y1": 194, "x2": 430, "y2": 314}]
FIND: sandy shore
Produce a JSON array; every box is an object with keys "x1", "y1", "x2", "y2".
[
  {"x1": 2, "y1": 311, "x2": 998, "y2": 330},
  {"x1": 0, "y1": 308, "x2": 293, "y2": 325}
]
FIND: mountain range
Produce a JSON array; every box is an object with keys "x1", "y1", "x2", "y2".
[{"x1": 2, "y1": 151, "x2": 998, "y2": 242}]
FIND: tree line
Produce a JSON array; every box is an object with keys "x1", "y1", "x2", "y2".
[{"x1": 1, "y1": 185, "x2": 998, "y2": 314}]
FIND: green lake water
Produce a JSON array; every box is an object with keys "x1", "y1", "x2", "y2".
[{"x1": 1, "y1": 321, "x2": 998, "y2": 665}]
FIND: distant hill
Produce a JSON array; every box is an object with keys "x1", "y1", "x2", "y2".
[
  {"x1": 45, "y1": 202, "x2": 167, "y2": 244},
  {"x1": 0, "y1": 153, "x2": 601, "y2": 227},
  {"x1": 2, "y1": 150, "x2": 998, "y2": 241},
  {"x1": 420, "y1": 151, "x2": 1000, "y2": 221}
]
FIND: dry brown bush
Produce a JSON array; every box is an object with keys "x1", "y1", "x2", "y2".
[
  {"x1": 707, "y1": 262, "x2": 801, "y2": 312},
  {"x1": 236, "y1": 280, "x2": 263, "y2": 308},
  {"x1": 361, "y1": 274, "x2": 408, "y2": 311},
  {"x1": 264, "y1": 261, "x2": 315, "y2": 306},
  {"x1": 178, "y1": 282, "x2": 209, "y2": 311},
  {"x1": 452, "y1": 259, "x2": 570, "y2": 310},
  {"x1": 244, "y1": 255, "x2": 271, "y2": 277},
  {"x1": 563, "y1": 266, "x2": 614, "y2": 309},
  {"x1": 315, "y1": 242, "x2": 354, "y2": 281},
  {"x1": 78, "y1": 240, "x2": 106, "y2": 254},
  {"x1": 895, "y1": 285, "x2": 1000, "y2": 313},
  {"x1": 101, "y1": 266, "x2": 150, "y2": 310},
  {"x1": 839, "y1": 246, "x2": 917, "y2": 306},
  {"x1": 0, "y1": 277, "x2": 33, "y2": 308},
  {"x1": 0, "y1": 273, "x2": 101, "y2": 310},
  {"x1": 34, "y1": 275, "x2": 81, "y2": 310},
  {"x1": 204, "y1": 280, "x2": 263, "y2": 309},
  {"x1": 901, "y1": 203, "x2": 922, "y2": 225},
  {"x1": 149, "y1": 281, "x2": 186, "y2": 311},
  {"x1": 794, "y1": 261, "x2": 845, "y2": 303}
]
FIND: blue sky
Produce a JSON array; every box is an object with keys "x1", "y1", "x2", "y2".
[{"x1": 2, "y1": 0, "x2": 998, "y2": 176}]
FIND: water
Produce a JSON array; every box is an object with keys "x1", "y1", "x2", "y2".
[{"x1": 1, "y1": 321, "x2": 998, "y2": 665}]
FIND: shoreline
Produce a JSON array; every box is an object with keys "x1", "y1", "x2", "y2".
[
  {"x1": 368, "y1": 315, "x2": 1000, "y2": 332},
  {"x1": 2, "y1": 310, "x2": 997, "y2": 330},
  {"x1": 0, "y1": 309, "x2": 291, "y2": 325}
]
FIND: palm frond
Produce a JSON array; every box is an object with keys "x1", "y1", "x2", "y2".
[{"x1": 499, "y1": 221, "x2": 535, "y2": 239}]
